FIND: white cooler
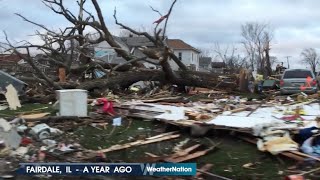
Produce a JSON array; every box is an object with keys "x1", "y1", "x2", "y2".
[{"x1": 56, "y1": 89, "x2": 88, "y2": 117}]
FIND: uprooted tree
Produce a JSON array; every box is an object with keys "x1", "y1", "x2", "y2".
[
  {"x1": 241, "y1": 22, "x2": 273, "y2": 77},
  {"x1": 1, "y1": 0, "x2": 238, "y2": 95}
]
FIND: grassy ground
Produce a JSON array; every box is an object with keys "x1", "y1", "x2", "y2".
[
  {"x1": 0, "y1": 103, "x2": 55, "y2": 118},
  {"x1": 0, "y1": 103, "x2": 307, "y2": 179},
  {"x1": 73, "y1": 118, "x2": 295, "y2": 179}
]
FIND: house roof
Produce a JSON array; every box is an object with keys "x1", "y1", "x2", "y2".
[
  {"x1": 199, "y1": 57, "x2": 212, "y2": 67},
  {"x1": 0, "y1": 54, "x2": 25, "y2": 63},
  {"x1": 211, "y1": 62, "x2": 226, "y2": 68},
  {"x1": 166, "y1": 39, "x2": 200, "y2": 53},
  {"x1": 120, "y1": 36, "x2": 154, "y2": 47}
]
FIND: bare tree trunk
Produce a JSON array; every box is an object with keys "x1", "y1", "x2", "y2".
[
  {"x1": 239, "y1": 69, "x2": 249, "y2": 92},
  {"x1": 265, "y1": 48, "x2": 272, "y2": 77},
  {"x1": 77, "y1": 69, "x2": 237, "y2": 91},
  {"x1": 251, "y1": 53, "x2": 254, "y2": 71}
]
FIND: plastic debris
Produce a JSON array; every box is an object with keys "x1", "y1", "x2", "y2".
[
  {"x1": 0, "y1": 118, "x2": 22, "y2": 149},
  {"x1": 112, "y1": 117, "x2": 122, "y2": 126}
]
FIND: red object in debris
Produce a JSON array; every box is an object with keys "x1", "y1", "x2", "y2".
[
  {"x1": 38, "y1": 150, "x2": 46, "y2": 161},
  {"x1": 97, "y1": 152, "x2": 106, "y2": 159},
  {"x1": 284, "y1": 175, "x2": 305, "y2": 180},
  {"x1": 280, "y1": 80, "x2": 284, "y2": 86},
  {"x1": 153, "y1": 14, "x2": 169, "y2": 24},
  {"x1": 95, "y1": 152, "x2": 107, "y2": 162},
  {"x1": 312, "y1": 79, "x2": 317, "y2": 86},
  {"x1": 20, "y1": 137, "x2": 32, "y2": 146},
  {"x1": 96, "y1": 98, "x2": 116, "y2": 116},
  {"x1": 306, "y1": 76, "x2": 312, "y2": 86},
  {"x1": 300, "y1": 76, "x2": 315, "y2": 91},
  {"x1": 300, "y1": 85, "x2": 306, "y2": 91},
  {"x1": 281, "y1": 115, "x2": 305, "y2": 121}
]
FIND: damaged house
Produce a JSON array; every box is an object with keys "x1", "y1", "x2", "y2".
[
  {"x1": 198, "y1": 56, "x2": 212, "y2": 72},
  {"x1": 93, "y1": 36, "x2": 200, "y2": 71},
  {"x1": 211, "y1": 62, "x2": 226, "y2": 74},
  {"x1": 0, "y1": 54, "x2": 26, "y2": 74},
  {"x1": 167, "y1": 39, "x2": 201, "y2": 71},
  {"x1": 0, "y1": 70, "x2": 27, "y2": 95},
  {"x1": 93, "y1": 36, "x2": 159, "y2": 70}
]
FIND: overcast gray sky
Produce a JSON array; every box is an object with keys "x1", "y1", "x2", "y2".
[{"x1": 1, "y1": 0, "x2": 320, "y2": 69}]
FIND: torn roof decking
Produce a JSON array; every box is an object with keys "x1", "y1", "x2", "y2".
[
  {"x1": 0, "y1": 70, "x2": 28, "y2": 93},
  {"x1": 119, "y1": 100, "x2": 320, "y2": 133}
]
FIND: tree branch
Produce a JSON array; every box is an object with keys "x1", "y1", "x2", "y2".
[
  {"x1": 3, "y1": 31, "x2": 62, "y2": 89},
  {"x1": 113, "y1": 7, "x2": 157, "y2": 45},
  {"x1": 162, "y1": 0, "x2": 177, "y2": 40},
  {"x1": 112, "y1": 57, "x2": 148, "y2": 71}
]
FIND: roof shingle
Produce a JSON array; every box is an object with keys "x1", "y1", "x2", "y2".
[
  {"x1": 0, "y1": 54, "x2": 25, "y2": 62},
  {"x1": 166, "y1": 39, "x2": 200, "y2": 53}
]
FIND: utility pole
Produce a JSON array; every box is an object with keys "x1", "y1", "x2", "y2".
[{"x1": 285, "y1": 56, "x2": 291, "y2": 69}]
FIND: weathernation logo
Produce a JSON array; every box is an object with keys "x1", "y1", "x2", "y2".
[{"x1": 140, "y1": 163, "x2": 196, "y2": 176}]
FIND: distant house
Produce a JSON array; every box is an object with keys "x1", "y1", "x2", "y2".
[
  {"x1": 0, "y1": 53, "x2": 55, "y2": 76},
  {"x1": 211, "y1": 62, "x2": 226, "y2": 74},
  {"x1": 93, "y1": 36, "x2": 129, "y2": 65},
  {"x1": 198, "y1": 57, "x2": 212, "y2": 72},
  {"x1": 0, "y1": 54, "x2": 25, "y2": 73},
  {"x1": 120, "y1": 36, "x2": 159, "y2": 69},
  {"x1": 166, "y1": 39, "x2": 201, "y2": 71},
  {"x1": 14, "y1": 54, "x2": 52, "y2": 76},
  {"x1": 93, "y1": 36, "x2": 200, "y2": 71},
  {"x1": 93, "y1": 36, "x2": 158, "y2": 69}
]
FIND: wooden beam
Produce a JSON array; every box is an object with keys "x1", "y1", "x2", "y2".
[
  {"x1": 98, "y1": 133, "x2": 180, "y2": 153},
  {"x1": 196, "y1": 169, "x2": 232, "y2": 180},
  {"x1": 168, "y1": 146, "x2": 216, "y2": 163},
  {"x1": 164, "y1": 144, "x2": 201, "y2": 162},
  {"x1": 290, "y1": 151, "x2": 320, "y2": 162},
  {"x1": 195, "y1": 164, "x2": 213, "y2": 178}
]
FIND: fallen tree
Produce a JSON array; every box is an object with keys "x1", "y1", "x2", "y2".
[
  {"x1": 1, "y1": 0, "x2": 244, "y2": 93},
  {"x1": 19, "y1": 69, "x2": 237, "y2": 91},
  {"x1": 76, "y1": 69, "x2": 237, "y2": 91}
]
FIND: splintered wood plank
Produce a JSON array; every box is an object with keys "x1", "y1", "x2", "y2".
[
  {"x1": 196, "y1": 169, "x2": 232, "y2": 180},
  {"x1": 281, "y1": 152, "x2": 305, "y2": 162},
  {"x1": 20, "y1": 113, "x2": 50, "y2": 120},
  {"x1": 145, "y1": 144, "x2": 201, "y2": 160},
  {"x1": 195, "y1": 164, "x2": 214, "y2": 178},
  {"x1": 141, "y1": 96, "x2": 182, "y2": 103},
  {"x1": 143, "y1": 152, "x2": 167, "y2": 163},
  {"x1": 290, "y1": 151, "x2": 320, "y2": 162},
  {"x1": 98, "y1": 133, "x2": 180, "y2": 153},
  {"x1": 145, "y1": 144, "x2": 213, "y2": 163},
  {"x1": 164, "y1": 144, "x2": 201, "y2": 161},
  {"x1": 145, "y1": 152, "x2": 160, "y2": 158},
  {"x1": 146, "y1": 131, "x2": 178, "y2": 140},
  {"x1": 169, "y1": 146, "x2": 216, "y2": 163},
  {"x1": 5, "y1": 84, "x2": 21, "y2": 110}
]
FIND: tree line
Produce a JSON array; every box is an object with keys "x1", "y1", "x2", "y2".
[{"x1": 203, "y1": 22, "x2": 319, "y2": 76}]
